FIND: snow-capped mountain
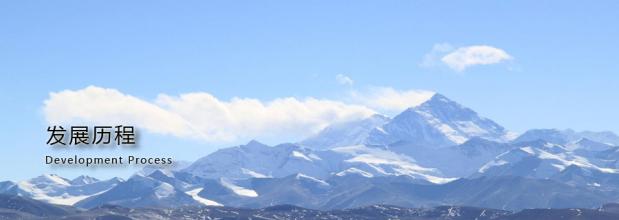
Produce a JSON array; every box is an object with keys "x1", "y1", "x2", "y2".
[
  {"x1": 0, "y1": 174, "x2": 121, "y2": 206},
  {"x1": 183, "y1": 140, "x2": 334, "y2": 180},
  {"x1": 477, "y1": 140, "x2": 618, "y2": 181},
  {"x1": 191, "y1": 173, "x2": 616, "y2": 210},
  {"x1": 329, "y1": 145, "x2": 454, "y2": 183},
  {"x1": 183, "y1": 140, "x2": 452, "y2": 184},
  {"x1": 300, "y1": 114, "x2": 390, "y2": 149},
  {"x1": 75, "y1": 174, "x2": 199, "y2": 209},
  {"x1": 577, "y1": 130, "x2": 619, "y2": 146},
  {"x1": 137, "y1": 160, "x2": 192, "y2": 177},
  {"x1": 366, "y1": 93, "x2": 511, "y2": 147},
  {"x1": 69, "y1": 175, "x2": 99, "y2": 185},
  {"x1": 4, "y1": 92, "x2": 619, "y2": 212},
  {"x1": 384, "y1": 137, "x2": 514, "y2": 177},
  {"x1": 514, "y1": 129, "x2": 619, "y2": 146},
  {"x1": 513, "y1": 129, "x2": 576, "y2": 145},
  {"x1": 596, "y1": 147, "x2": 619, "y2": 166},
  {"x1": 568, "y1": 138, "x2": 615, "y2": 152},
  {"x1": 184, "y1": 93, "x2": 574, "y2": 185}
]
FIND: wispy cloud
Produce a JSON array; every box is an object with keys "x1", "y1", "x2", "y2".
[
  {"x1": 441, "y1": 45, "x2": 512, "y2": 71},
  {"x1": 336, "y1": 74, "x2": 354, "y2": 86},
  {"x1": 420, "y1": 43, "x2": 454, "y2": 68},
  {"x1": 422, "y1": 44, "x2": 513, "y2": 72},
  {"x1": 349, "y1": 87, "x2": 435, "y2": 114}
]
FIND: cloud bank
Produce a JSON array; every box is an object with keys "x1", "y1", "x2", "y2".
[{"x1": 43, "y1": 86, "x2": 433, "y2": 143}]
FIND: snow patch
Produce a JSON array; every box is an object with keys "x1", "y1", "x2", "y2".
[
  {"x1": 220, "y1": 179, "x2": 258, "y2": 197},
  {"x1": 185, "y1": 188, "x2": 223, "y2": 206},
  {"x1": 291, "y1": 151, "x2": 313, "y2": 161},
  {"x1": 15, "y1": 180, "x2": 107, "y2": 206},
  {"x1": 241, "y1": 168, "x2": 270, "y2": 178},
  {"x1": 333, "y1": 145, "x2": 455, "y2": 184},
  {"x1": 520, "y1": 147, "x2": 535, "y2": 154},
  {"x1": 295, "y1": 173, "x2": 329, "y2": 186},
  {"x1": 479, "y1": 160, "x2": 508, "y2": 173},
  {"x1": 336, "y1": 168, "x2": 374, "y2": 178}
]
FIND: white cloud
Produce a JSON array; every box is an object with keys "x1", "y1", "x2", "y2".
[
  {"x1": 43, "y1": 86, "x2": 199, "y2": 138},
  {"x1": 441, "y1": 45, "x2": 512, "y2": 71},
  {"x1": 420, "y1": 43, "x2": 454, "y2": 68},
  {"x1": 335, "y1": 74, "x2": 354, "y2": 86},
  {"x1": 43, "y1": 86, "x2": 375, "y2": 143},
  {"x1": 349, "y1": 87, "x2": 435, "y2": 113}
]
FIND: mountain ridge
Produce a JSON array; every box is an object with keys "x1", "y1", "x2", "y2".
[{"x1": 3, "y1": 92, "x2": 619, "y2": 215}]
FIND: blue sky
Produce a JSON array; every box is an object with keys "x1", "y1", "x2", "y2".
[{"x1": 1, "y1": 1, "x2": 618, "y2": 181}]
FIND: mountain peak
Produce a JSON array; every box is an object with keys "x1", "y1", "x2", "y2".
[
  {"x1": 570, "y1": 138, "x2": 614, "y2": 151},
  {"x1": 513, "y1": 129, "x2": 569, "y2": 144},
  {"x1": 417, "y1": 94, "x2": 478, "y2": 120},
  {"x1": 427, "y1": 92, "x2": 451, "y2": 103},
  {"x1": 512, "y1": 129, "x2": 619, "y2": 146},
  {"x1": 418, "y1": 93, "x2": 459, "y2": 107},
  {"x1": 30, "y1": 174, "x2": 71, "y2": 186},
  {"x1": 576, "y1": 137, "x2": 598, "y2": 145},
  {"x1": 70, "y1": 175, "x2": 99, "y2": 185},
  {"x1": 149, "y1": 169, "x2": 175, "y2": 178},
  {"x1": 367, "y1": 93, "x2": 508, "y2": 147},
  {"x1": 246, "y1": 140, "x2": 267, "y2": 147}
]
